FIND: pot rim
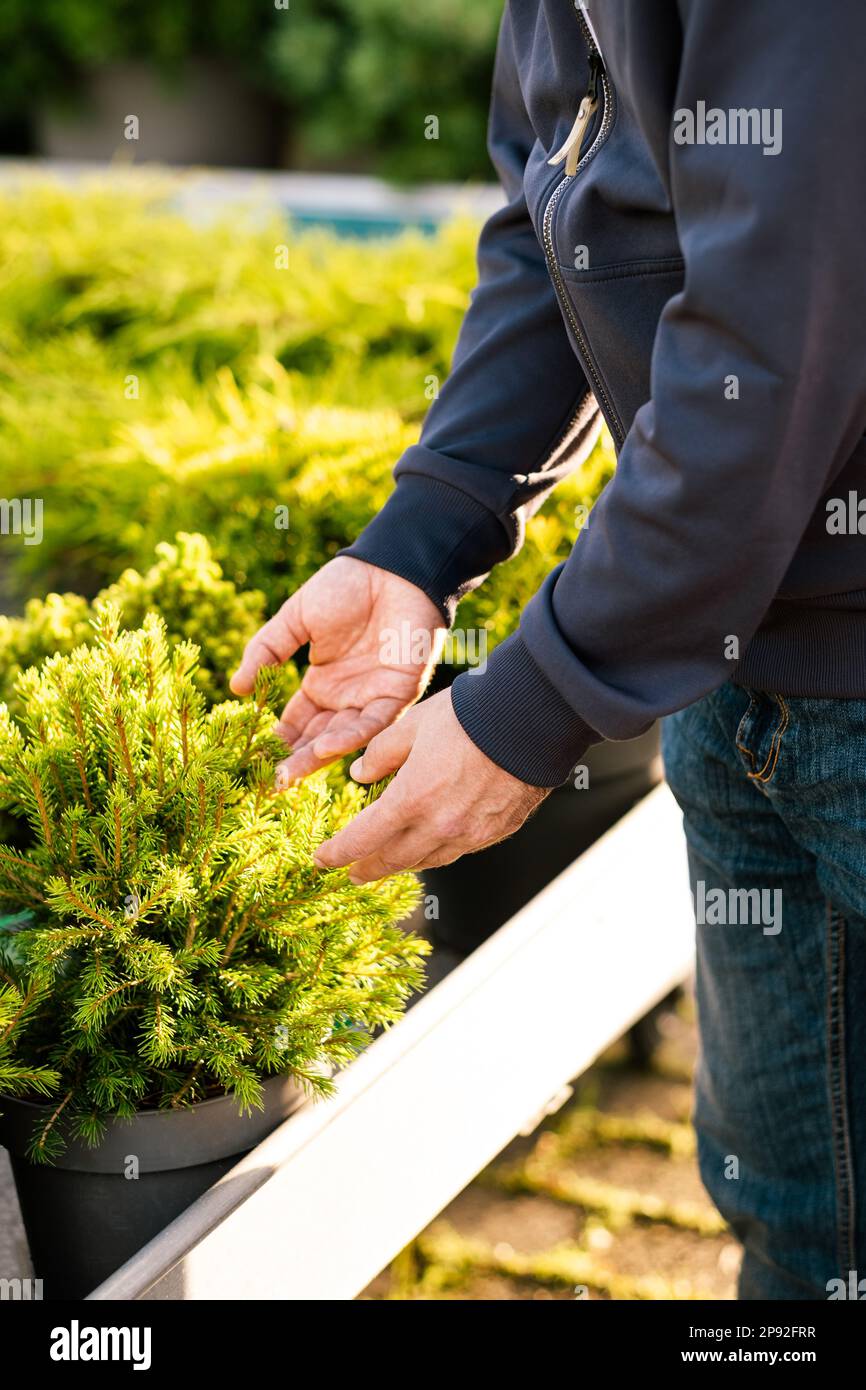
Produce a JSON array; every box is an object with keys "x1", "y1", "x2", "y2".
[{"x1": 0, "y1": 1072, "x2": 307, "y2": 1173}]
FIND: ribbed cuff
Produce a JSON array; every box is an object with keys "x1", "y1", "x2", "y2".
[
  {"x1": 341, "y1": 472, "x2": 512, "y2": 626},
  {"x1": 450, "y1": 631, "x2": 600, "y2": 787}
]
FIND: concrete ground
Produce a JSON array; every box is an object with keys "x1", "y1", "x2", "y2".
[
  {"x1": 0, "y1": 1149, "x2": 30, "y2": 1283},
  {"x1": 364, "y1": 991, "x2": 740, "y2": 1300}
]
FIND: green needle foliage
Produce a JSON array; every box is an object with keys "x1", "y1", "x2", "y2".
[
  {"x1": 0, "y1": 181, "x2": 612, "y2": 628},
  {"x1": 0, "y1": 607, "x2": 425, "y2": 1162},
  {"x1": 0, "y1": 532, "x2": 279, "y2": 714}
]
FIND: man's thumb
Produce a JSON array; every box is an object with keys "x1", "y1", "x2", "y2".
[
  {"x1": 350, "y1": 712, "x2": 418, "y2": 784},
  {"x1": 230, "y1": 594, "x2": 306, "y2": 695}
]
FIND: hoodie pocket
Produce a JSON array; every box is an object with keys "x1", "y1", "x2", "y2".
[{"x1": 558, "y1": 257, "x2": 684, "y2": 444}]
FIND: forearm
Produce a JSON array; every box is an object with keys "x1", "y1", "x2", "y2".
[{"x1": 343, "y1": 4, "x2": 600, "y2": 623}]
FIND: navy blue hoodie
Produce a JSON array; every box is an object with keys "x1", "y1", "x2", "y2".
[{"x1": 346, "y1": 0, "x2": 866, "y2": 786}]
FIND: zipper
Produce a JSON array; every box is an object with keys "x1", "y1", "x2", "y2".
[
  {"x1": 548, "y1": 50, "x2": 601, "y2": 176},
  {"x1": 542, "y1": 6, "x2": 624, "y2": 445}
]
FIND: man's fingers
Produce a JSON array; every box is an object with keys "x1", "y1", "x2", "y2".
[
  {"x1": 348, "y1": 709, "x2": 419, "y2": 784},
  {"x1": 275, "y1": 739, "x2": 336, "y2": 787},
  {"x1": 310, "y1": 698, "x2": 405, "y2": 762},
  {"x1": 306, "y1": 706, "x2": 368, "y2": 759},
  {"x1": 347, "y1": 837, "x2": 452, "y2": 885},
  {"x1": 274, "y1": 703, "x2": 393, "y2": 784},
  {"x1": 275, "y1": 709, "x2": 361, "y2": 783},
  {"x1": 313, "y1": 785, "x2": 412, "y2": 870},
  {"x1": 284, "y1": 708, "x2": 334, "y2": 754},
  {"x1": 344, "y1": 820, "x2": 510, "y2": 885},
  {"x1": 274, "y1": 688, "x2": 322, "y2": 746},
  {"x1": 230, "y1": 593, "x2": 307, "y2": 695}
]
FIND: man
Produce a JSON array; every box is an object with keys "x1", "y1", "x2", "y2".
[{"x1": 232, "y1": 1, "x2": 866, "y2": 1299}]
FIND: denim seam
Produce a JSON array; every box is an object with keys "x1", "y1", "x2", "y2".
[
  {"x1": 747, "y1": 694, "x2": 790, "y2": 785},
  {"x1": 735, "y1": 694, "x2": 758, "y2": 769},
  {"x1": 826, "y1": 899, "x2": 856, "y2": 1279}
]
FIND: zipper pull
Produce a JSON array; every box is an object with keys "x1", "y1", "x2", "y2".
[
  {"x1": 548, "y1": 53, "x2": 603, "y2": 176},
  {"x1": 548, "y1": 95, "x2": 597, "y2": 175}
]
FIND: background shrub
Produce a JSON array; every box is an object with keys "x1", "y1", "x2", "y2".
[
  {"x1": 0, "y1": 2, "x2": 502, "y2": 182},
  {"x1": 0, "y1": 534, "x2": 280, "y2": 715},
  {"x1": 265, "y1": 0, "x2": 503, "y2": 181},
  {"x1": 0, "y1": 182, "x2": 614, "y2": 669}
]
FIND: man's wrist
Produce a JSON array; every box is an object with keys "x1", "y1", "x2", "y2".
[
  {"x1": 450, "y1": 631, "x2": 600, "y2": 787},
  {"x1": 342, "y1": 469, "x2": 512, "y2": 626}
]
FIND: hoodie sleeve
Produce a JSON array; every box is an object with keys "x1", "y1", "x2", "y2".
[
  {"x1": 451, "y1": 0, "x2": 866, "y2": 786},
  {"x1": 342, "y1": 4, "x2": 600, "y2": 623}
]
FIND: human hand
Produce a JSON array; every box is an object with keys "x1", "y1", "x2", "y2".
[
  {"x1": 313, "y1": 688, "x2": 549, "y2": 883},
  {"x1": 230, "y1": 556, "x2": 445, "y2": 781}
]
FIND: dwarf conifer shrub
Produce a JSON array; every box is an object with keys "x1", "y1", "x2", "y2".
[
  {"x1": 0, "y1": 594, "x2": 92, "y2": 710},
  {"x1": 0, "y1": 608, "x2": 424, "y2": 1161},
  {"x1": 98, "y1": 532, "x2": 270, "y2": 704},
  {"x1": 0, "y1": 533, "x2": 276, "y2": 713},
  {"x1": 0, "y1": 182, "x2": 477, "y2": 602},
  {"x1": 0, "y1": 183, "x2": 476, "y2": 391}
]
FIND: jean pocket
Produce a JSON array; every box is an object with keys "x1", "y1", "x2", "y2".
[{"x1": 735, "y1": 691, "x2": 790, "y2": 786}]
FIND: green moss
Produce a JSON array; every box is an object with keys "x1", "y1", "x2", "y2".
[
  {"x1": 553, "y1": 1104, "x2": 697, "y2": 1159},
  {"x1": 411, "y1": 1223, "x2": 712, "y2": 1301},
  {"x1": 491, "y1": 1160, "x2": 726, "y2": 1238}
]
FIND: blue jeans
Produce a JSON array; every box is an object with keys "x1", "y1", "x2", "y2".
[{"x1": 662, "y1": 682, "x2": 866, "y2": 1300}]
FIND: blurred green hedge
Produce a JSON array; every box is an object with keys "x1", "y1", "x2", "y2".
[
  {"x1": 265, "y1": 0, "x2": 504, "y2": 181},
  {"x1": 0, "y1": 181, "x2": 613, "y2": 700}
]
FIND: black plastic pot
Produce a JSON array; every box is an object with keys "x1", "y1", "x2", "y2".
[
  {"x1": 0, "y1": 1074, "x2": 305, "y2": 1299},
  {"x1": 421, "y1": 724, "x2": 661, "y2": 955}
]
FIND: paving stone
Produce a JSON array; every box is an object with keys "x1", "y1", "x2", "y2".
[
  {"x1": 557, "y1": 1146, "x2": 716, "y2": 1216},
  {"x1": 0, "y1": 1150, "x2": 31, "y2": 1283},
  {"x1": 364, "y1": 992, "x2": 738, "y2": 1301},
  {"x1": 438, "y1": 1187, "x2": 580, "y2": 1254}
]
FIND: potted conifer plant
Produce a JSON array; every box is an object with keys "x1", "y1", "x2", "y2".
[{"x1": 0, "y1": 608, "x2": 424, "y2": 1298}]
